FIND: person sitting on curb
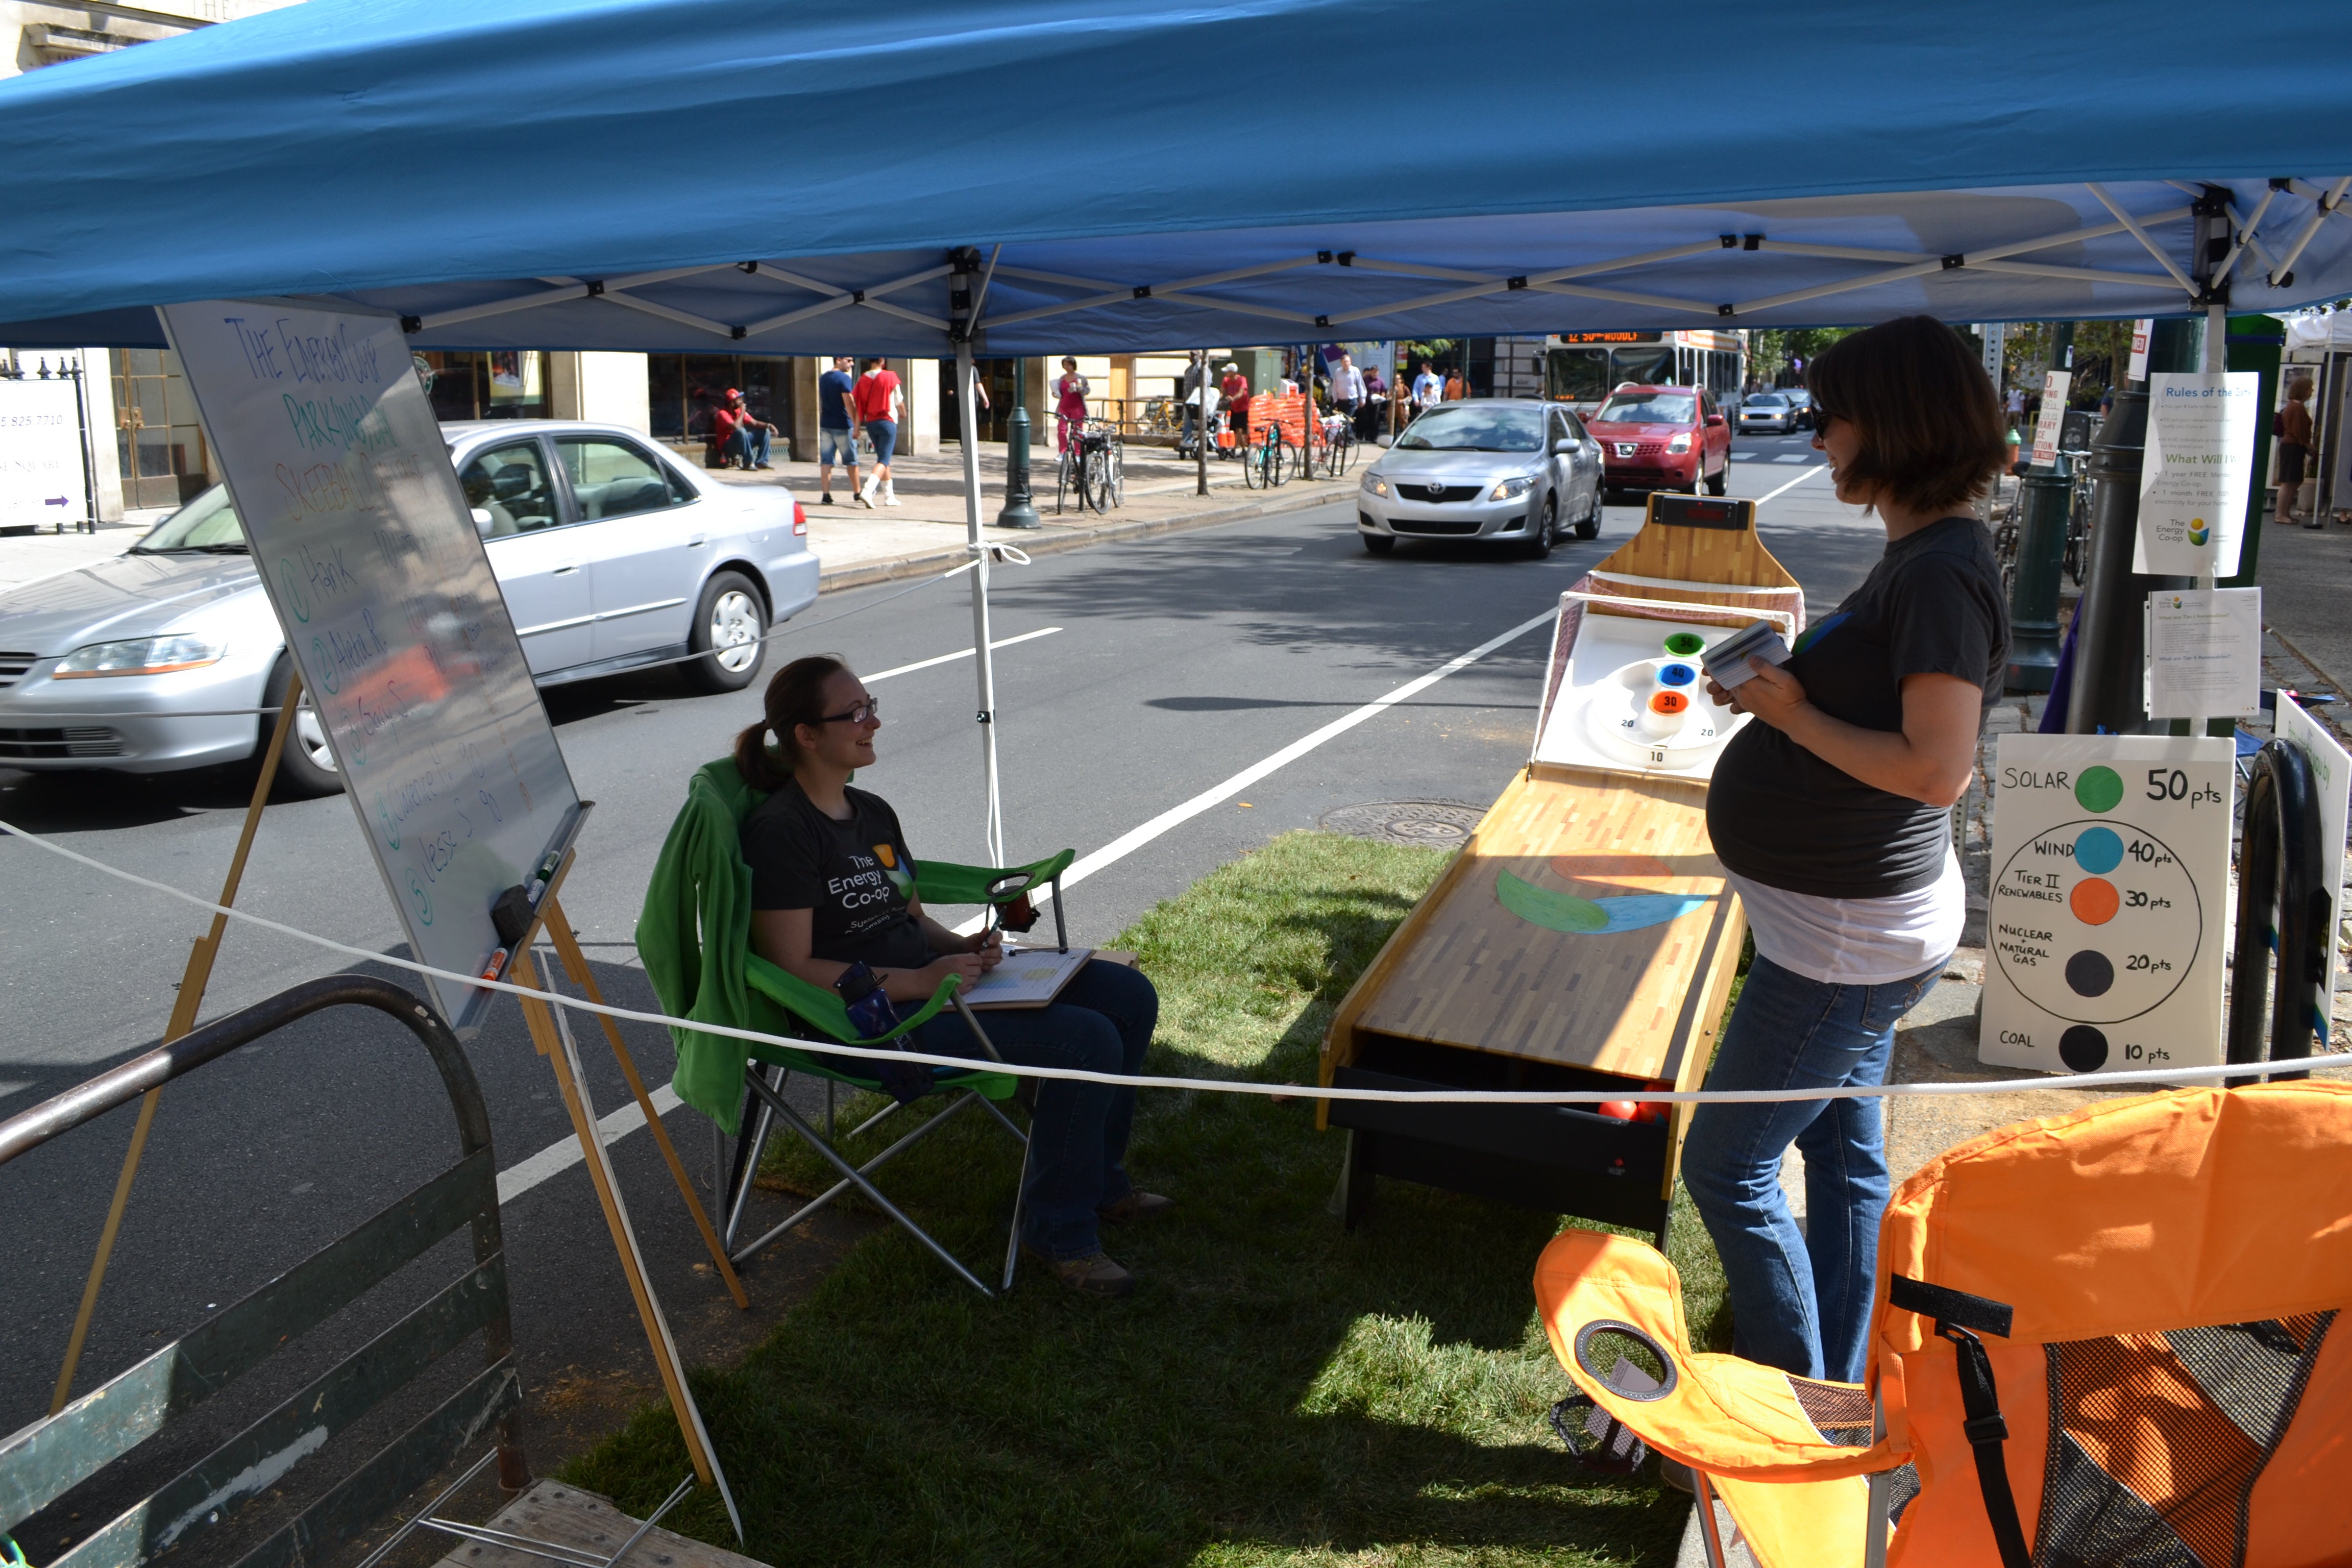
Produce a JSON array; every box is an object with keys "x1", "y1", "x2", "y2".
[
  {"x1": 715, "y1": 389, "x2": 776, "y2": 471},
  {"x1": 736, "y1": 655, "x2": 1171, "y2": 1297}
]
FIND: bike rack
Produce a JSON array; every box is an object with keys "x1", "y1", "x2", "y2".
[
  {"x1": 0, "y1": 975, "x2": 528, "y2": 1568},
  {"x1": 2226, "y1": 738, "x2": 2332, "y2": 1084}
]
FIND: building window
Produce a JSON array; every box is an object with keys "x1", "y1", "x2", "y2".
[
  {"x1": 110, "y1": 349, "x2": 211, "y2": 510},
  {"x1": 413, "y1": 351, "x2": 550, "y2": 422},
  {"x1": 648, "y1": 355, "x2": 790, "y2": 446}
]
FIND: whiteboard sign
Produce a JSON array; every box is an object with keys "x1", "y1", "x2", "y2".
[
  {"x1": 0, "y1": 373, "x2": 88, "y2": 531},
  {"x1": 2135, "y1": 372, "x2": 2262, "y2": 576},
  {"x1": 2275, "y1": 697, "x2": 2350, "y2": 1039},
  {"x1": 159, "y1": 300, "x2": 581, "y2": 1032},
  {"x1": 1980, "y1": 734, "x2": 2233, "y2": 1075}
]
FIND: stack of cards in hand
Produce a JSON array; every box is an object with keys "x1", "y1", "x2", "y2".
[{"x1": 1698, "y1": 619, "x2": 1793, "y2": 690}]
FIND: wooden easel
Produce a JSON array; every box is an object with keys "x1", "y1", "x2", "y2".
[
  {"x1": 51, "y1": 680, "x2": 748, "y2": 1448},
  {"x1": 499, "y1": 848, "x2": 740, "y2": 1534}
]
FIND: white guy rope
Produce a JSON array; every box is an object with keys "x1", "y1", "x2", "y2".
[{"x1": 3, "y1": 815, "x2": 2339, "y2": 1108}]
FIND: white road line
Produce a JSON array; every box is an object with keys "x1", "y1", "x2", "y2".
[
  {"x1": 1755, "y1": 463, "x2": 1829, "y2": 505},
  {"x1": 1771, "y1": 452, "x2": 1807, "y2": 463},
  {"x1": 865, "y1": 626, "x2": 1061, "y2": 682},
  {"x1": 498, "y1": 1082, "x2": 680, "y2": 1203}
]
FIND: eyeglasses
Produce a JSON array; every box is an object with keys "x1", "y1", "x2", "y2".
[{"x1": 817, "y1": 696, "x2": 881, "y2": 725}]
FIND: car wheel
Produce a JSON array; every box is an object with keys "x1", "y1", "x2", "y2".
[
  {"x1": 262, "y1": 654, "x2": 342, "y2": 797},
  {"x1": 1361, "y1": 532, "x2": 1394, "y2": 555},
  {"x1": 686, "y1": 570, "x2": 767, "y2": 694},
  {"x1": 1523, "y1": 498, "x2": 1555, "y2": 559},
  {"x1": 1704, "y1": 462, "x2": 1727, "y2": 497},
  {"x1": 1575, "y1": 485, "x2": 1602, "y2": 540}
]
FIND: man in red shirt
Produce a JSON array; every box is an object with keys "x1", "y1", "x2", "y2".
[
  {"x1": 852, "y1": 358, "x2": 903, "y2": 507},
  {"x1": 1218, "y1": 362, "x2": 1251, "y2": 443},
  {"x1": 711, "y1": 388, "x2": 773, "y2": 470}
]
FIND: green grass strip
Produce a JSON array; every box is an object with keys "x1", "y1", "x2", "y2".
[{"x1": 564, "y1": 831, "x2": 1729, "y2": 1566}]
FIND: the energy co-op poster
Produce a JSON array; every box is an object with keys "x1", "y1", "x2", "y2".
[
  {"x1": 159, "y1": 300, "x2": 581, "y2": 1030},
  {"x1": 1979, "y1": 733, "x2": 2233, "y2": 1074}
]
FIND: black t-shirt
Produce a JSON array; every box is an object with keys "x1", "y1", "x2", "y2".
[
  {"x1": 1706, "y1": 516, "x2": 2008, "y2": 898},
  {"x1": 741, "y1": 779, "x2": 935, "y2": 971}
]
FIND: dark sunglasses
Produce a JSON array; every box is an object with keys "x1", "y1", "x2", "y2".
[{"x1": 817, "y1": 696, "x2": 881, "y2": 725}]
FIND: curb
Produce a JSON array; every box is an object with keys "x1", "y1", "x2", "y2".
[{"x1": 815, "y1": 482, "x2": 1349, "y2": 594}]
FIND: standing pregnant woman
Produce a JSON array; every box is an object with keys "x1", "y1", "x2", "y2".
[{"x1": 1686, "y1": 315, "x2": 2011, "y2": 1385}]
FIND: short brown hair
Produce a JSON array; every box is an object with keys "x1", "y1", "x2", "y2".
[
  {"x1": 734, "y1": 654, "x2": 850, "y2": 791},
  {"x1": 1807, "y1": 316, "x2": 2008, "y2": 517},
  {"x1": 2288, "y1": 376, "x2": 2314, "y2": 400}
]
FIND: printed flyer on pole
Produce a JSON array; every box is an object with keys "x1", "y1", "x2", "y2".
[{"x1": 2135, "y1": 372, "x2": 2260, "y2": 576}]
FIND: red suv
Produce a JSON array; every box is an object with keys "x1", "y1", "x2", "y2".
[{"x1": 1589, "y1": 384, "x2": 1731, "y2": 498}]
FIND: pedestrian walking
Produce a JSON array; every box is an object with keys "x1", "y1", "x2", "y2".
[
  {"x1": 1442, "y1": 365, "x2": 1466, "y2": 402},
  {"x1": 2004, "y1": 384, "x2": 2025, "y2": 422},
  {"x1": 853, "y1": 358, "x2": 903, "y2": 507},
  {"x1": 714, "y1": 388, "x2": 775, "y2": 470},
  {"x1": 1054, "y1": 357, "x2": 1090, "y2": 455},
  {"x1": 817, "y1": 355, "x2": 859, "y2": 503},
  {"x1": 1329, "y1": 351, "x2": 1365, "y2": 429},
  {"x1": 1358, "y1": 364, "x2": 1387, "y2": 442},
  {"x1": 1180, "y1": 356, "x2": 1215, "y2": 451},
  {"x1": 2277, "y1": 376, "x2": 2317, "y2": 527},
  {"x1": 1410, "y1": 361, "x2": 1442, "y2": 421}
]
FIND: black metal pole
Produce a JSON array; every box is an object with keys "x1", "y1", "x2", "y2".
[
  {"x1": 2064, "y1": 320, "x2": 2198, "y2": 734},
  {"x1": 2005, "y1": 323, "x2": 2076, "y2": 691},
  {"x1": 996, "y1": 356, "x2": 1039, "y2": 529}
]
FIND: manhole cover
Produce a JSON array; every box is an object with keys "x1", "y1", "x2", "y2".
[{"x1": 1317, "y1": 799, "x2": 1484, "y2": 847}]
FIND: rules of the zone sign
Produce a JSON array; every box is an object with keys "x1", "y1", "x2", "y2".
[{"x1": 1979, "y1": 734, "x2": 2233, "y2": 1073}]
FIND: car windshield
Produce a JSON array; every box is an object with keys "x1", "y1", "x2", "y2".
[
  {"x1": 1394, "y1": 406, "x2": 1545, "y2": 452},
  {"x1": 1594, "y1": 394, "x2": 1697, "y2": 425},
  {"x1": 130, "y1": 485, "x2": 247, "y2": 553},
  {"x1": 1744, "y1": 395, "x2": 1787, "y2": 409}
]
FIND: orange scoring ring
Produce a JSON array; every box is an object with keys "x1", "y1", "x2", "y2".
[{"x1": 1648, "y1": 690, "x2": 1689, "y2": 715}]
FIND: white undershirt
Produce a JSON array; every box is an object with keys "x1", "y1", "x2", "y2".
[{"x1": 1726, "y1": 844, "x2": 1964, "y2": 986}]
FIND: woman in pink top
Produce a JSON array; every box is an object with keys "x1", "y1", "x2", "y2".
[{"x1": 1053, "y1": 357, "x2": 1090, "y2": 453}]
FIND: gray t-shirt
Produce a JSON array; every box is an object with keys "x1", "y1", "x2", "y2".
[{"x1": 1706, "y1": 516, "x2": 2008, "y2": 899}]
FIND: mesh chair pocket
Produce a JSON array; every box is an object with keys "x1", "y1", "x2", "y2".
[{"x1": 1549, "y1": 1393, "x2": 1649, "y2": 1476}]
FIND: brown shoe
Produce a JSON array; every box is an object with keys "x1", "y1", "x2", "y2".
[
  {"x1": 1097, "y1": 1190, "x2": 1175, "y2": 1224},
  {"x1": 1024, "y1": 1246, "x2": 1135, "y2": 1297}
]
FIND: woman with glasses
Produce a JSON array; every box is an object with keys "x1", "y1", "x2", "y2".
[
  {"x1": 1682, "y1": 316, "x2": 2011, "y2": 1394},
  {"x1": 734, "y1": 655, "x2": 1167, "y2": 1298}
]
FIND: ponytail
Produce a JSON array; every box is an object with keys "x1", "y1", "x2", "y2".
[{"x1": 733, "y1": 654, "x2": 850, "y2": 792}]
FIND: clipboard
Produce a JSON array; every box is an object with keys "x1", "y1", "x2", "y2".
[{"x1": 963, "y1": 945, "x2": 1095, "y2": 1010}]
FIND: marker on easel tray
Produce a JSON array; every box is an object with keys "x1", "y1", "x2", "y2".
[{"x1": 479, "y1": 948, "x2": 508, "y2": 984}]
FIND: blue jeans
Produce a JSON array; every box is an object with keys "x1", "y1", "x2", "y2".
[
  {"x1": 914, "y1": 960, "x2": 1157, "y2": 1261},
  {"x1": 1681, "y1": 954, "x2": 1943, "y2": 1382},
  {"x1": 864, "y1": 418, "x2": 898, "y2": 467},
  {"x1": 726, "y1": 424, "x2": 771, "y2": 467}
]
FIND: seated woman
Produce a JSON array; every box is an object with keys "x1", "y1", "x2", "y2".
[{"x1": 737, "y1": 655, "x2": 1168, "y2": 1298}]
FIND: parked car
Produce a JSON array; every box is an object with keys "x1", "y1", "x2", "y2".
[
  {"x1": 1737, "y1": 392, "x2": 1798, "y2": 435},
  {"x1": 1356, "y1": 400, "x2": 1605, "y2": 558},
  {"x1": 1783, "y1": 388, "x2": 1816, "y2": 430},
  {"x1": 0, "y1": 421, "x2": 816, "y2": 795},
  {"x1": 1590, "y1": 384, "x2": 1732, "y2": 498}
]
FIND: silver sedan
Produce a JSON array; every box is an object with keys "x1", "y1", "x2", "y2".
[
  {"x1": 1355, "y1": 400, "x2": 1605, "y2": 558},
  {"x1": 1737, "y1": 393, "x2": 1798, "y2": 435},
  {"x1": 0, "y1": 420, "x2": 818, "y2": 795}
]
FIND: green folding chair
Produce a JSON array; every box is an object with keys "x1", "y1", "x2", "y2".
[{"x1": 643, "y1": 756, "x2": 1076, "y2": 1295}]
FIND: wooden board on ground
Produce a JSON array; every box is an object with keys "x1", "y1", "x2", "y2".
[
  {"x1": 431, "y1": 1481, "x2": 771, "y2": 1568},
  {"x1": 1334, "y1": 766, "x2": 1736, "y2": 1080}
]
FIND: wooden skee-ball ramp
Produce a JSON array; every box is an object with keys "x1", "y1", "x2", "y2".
[{"x1": 1319, "y1": 495, "x2": 1804, "y2": 1244}]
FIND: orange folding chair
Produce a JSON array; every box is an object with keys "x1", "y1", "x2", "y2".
[{"x1": 1535, "y1": 1083, "x2": 2352, "y2": 1567}]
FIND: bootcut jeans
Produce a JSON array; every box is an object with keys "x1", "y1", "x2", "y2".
[
  {"x1": 913, "y1": 959, "x2": 1157, "y2": 1261},
  {"x1": 1680, "y1": 953, "x2": 1943, "y2": 1383}
]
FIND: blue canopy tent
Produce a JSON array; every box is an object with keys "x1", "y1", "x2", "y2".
[{"x1": 5, "y1": 0, "x2": 2349, "y2": 855}]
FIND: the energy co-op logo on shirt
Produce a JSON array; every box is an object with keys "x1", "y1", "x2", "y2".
[{"x1": 830, "y1": 844, "x2": 912, "y2": 910}]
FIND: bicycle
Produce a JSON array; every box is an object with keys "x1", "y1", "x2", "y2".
[
  {"x1": 1303, "y1": 410, "x2": 1357, "y2": 479},
  {"x1": 1239, "y1": 421, "x2": 1292, "y2": 489},
  {"x1": 1055, "y1": 419, "x2": 1124, "y2": 514}
]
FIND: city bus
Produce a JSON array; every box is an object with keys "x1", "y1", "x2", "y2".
[{"x1": 1541, "y1": 330, "x2": 1747, "y2": 416}]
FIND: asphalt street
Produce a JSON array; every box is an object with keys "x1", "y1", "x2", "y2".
[{"x1": 0, "y1": 431, "x2": 1879, "y2": 1481}]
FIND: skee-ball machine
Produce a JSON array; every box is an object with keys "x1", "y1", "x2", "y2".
[{"x1": 1320, "y1": 496, "x2": 1805, "y2": 1245}]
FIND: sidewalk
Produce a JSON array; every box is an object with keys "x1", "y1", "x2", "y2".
[
  {"x1": 705, "y1": 437, "x2": 1347, "y2": 589},
  {"x1": 0, "y1": 447, "x2": 1347, "y2": 596}
]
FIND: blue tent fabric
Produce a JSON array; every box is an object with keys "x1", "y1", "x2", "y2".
[{"x1": 3, "y1": 0, "x2": 2350, "y2": 351}]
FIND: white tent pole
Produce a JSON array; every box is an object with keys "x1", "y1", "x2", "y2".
[{"x1": 955, "y1": 337, "x2": 1006, "y2": 867}]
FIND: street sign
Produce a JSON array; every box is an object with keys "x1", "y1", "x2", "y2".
[
  {"x1": 0, "y1": 373, "x2": 87, "y2": 532},
  {"x1": 1980, "y1": 733, "x2": 2234, "y2": 1075},
  {"x1": 2134, "y1": 372, "x2": 2262, "y2": 576},
  {"x1": 158, "y1": 300, "x2": 581, "y2": 1033},
  {"x1": 2127, "y1": 318, "x2": 2152, "y2": 383},
  {"x1": 2029, "y1": 370, "x2": 2071, "y2": 465}
]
